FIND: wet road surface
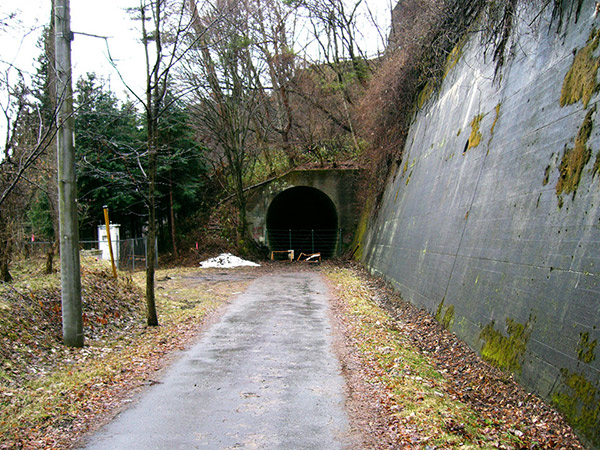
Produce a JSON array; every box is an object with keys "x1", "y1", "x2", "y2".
[{"x1": 76, "y1": 272, "x2": 350, "y2": 449}]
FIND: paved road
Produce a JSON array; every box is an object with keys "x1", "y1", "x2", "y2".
[{"x1": 76, "y1": 272, "x2": 351, "y2": 450}]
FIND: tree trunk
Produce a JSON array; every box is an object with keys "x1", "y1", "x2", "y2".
[
  {"x1": 44, "y1": 239, "x2": 58, "y2": 274},
  {"x1": 145, "y1": 156, "x2": 158, "y2": 326},
  {"x1": 142, "y1": 0, "x2": 160, "y2": 327},
  {"x1": 169, "y1": 173, "x2": 178, "y2": 257},
  {"x1": 144, "y1": 109, "x2": 158, "y2": 326},
  {"x1": 0, "y1": 260, "x2": 11, "y2": 283},
  {"x1": 0, "y1": 213, "x2": 12, "y2": 283},
  {"x1": 45, "y1": 248, "x2": 54, "y2": 274},
  {"x1": 235, "y1": 173, "x2": 249, "y2": 253},
  {"x1": 0, "y1": 241, "x2": 12, "y2": 283}
]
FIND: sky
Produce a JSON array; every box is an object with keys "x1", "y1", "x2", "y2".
[
  {"x1": 0, "y1": 0, "x2": 391, "y2": 147},
  {"x1": 1, "y1": 0, "x2": 392, "y2": 90},
  {"x1": 0, "y1": 0, "x2": 146, "y2": 148},
  {"x1": 1, "y1": 0, "x2": 146, "y2": 98}
]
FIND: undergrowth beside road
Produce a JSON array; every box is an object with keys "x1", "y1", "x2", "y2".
[
  {"x1": 323, "y1": 263, "x2": 583, "y2": 449},
  {"x1": 0, "y1": 259, "x2": 251, "y2": 450}
]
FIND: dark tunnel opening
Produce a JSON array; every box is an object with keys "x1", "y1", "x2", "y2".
[{"x1": 266, "y1": 186, "x2": 338, "y2": 258}]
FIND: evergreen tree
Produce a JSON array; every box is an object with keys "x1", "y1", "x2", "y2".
[
  {"x1": 29, "y1": 16, "x2": 59, "y2": 273},
  {"x1": 74, "y1": 73, "x2": 145, "y2": 240},
  {"x1": 156, "y1": 97, "x2": 208, "y2": 254},
  {"x1": 74, "y1": 74, "x2": 209, "y2": 252}
]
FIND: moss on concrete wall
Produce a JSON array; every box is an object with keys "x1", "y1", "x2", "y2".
[
  {"x1": 479, "y1": 315, "x2": 535, "y2": 374},
  {"x1": 552, "y1": 327, "x2": 599, "y2": 446},
  {"x1": 560, "y1": 29, "x2": 600, "y2": 108},
  {"x1": 467, "y1": 113, "x2": 484, "y2": 150},
  {"x1": 362, "y1": 3, "x2": 600, "y2": 445},
  {"x1": 435, "y1": 299, "x2": 455, "y2": 330},
  {"x1": 553, "y1": 368, "x2": 600, "y2": 447},
  {"x1": 556, "y1": 106, "x2": 595, "y2": 199},
  {"x1": 578, "y1": 331, "x2": 598, "y2": 364},
  {"x1": 490, "y1": 103, "x2": 501, "y2": 136},
  {"x1": 443, "y1": 37, "x2": 466, "y2": 80},
  {"x1": 351, "y1": 199, "x2": 372, "y2": 261}
]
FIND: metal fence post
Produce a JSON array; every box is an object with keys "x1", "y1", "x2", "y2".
[
  {"x1": 311, "y1": 229, "x2": 314, "y2": 253},
  {"x1": 289, "y1": 229, "x2": 292, "y2": 250}
]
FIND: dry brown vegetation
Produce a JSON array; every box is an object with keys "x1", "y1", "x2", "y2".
[
  {"x1": 326, "y1": 263, "x2": 584, "y2": 449},
  {"x1": 0, "y1": 259, "x2": 585, "y2": 449},
  {"x1": 357, "y1": 0, "x2": 495, "y2": 206},
  {"x1": 0, "y1": 257, "x2": 256, "y2": 449}
]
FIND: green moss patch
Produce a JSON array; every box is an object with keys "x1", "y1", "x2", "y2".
[
  {"x1": 350, "y1": 199, "x2": 372, "y2": 261},
  {"x1": 490, "y1": 103, "x2": 501, "y2": 136},
  {"x1": 556, "y1": 107, "x2": 595, "y2": 198},
  {"x1": 435, "y1": 299, "x2": 455, "y2": 330},
  {"x1": 592, "y1": 150, "x2": 600, "y2": 180},
  {"x1": 552, "y1": 369, "x2": 600, "y2": 448},
  {"x1": 443, "y1": 38, "x2": 466, "y2": 80},
  {"x1": 543, "y1": 164, "x2": 552, "y2": 186},
  {"x1": 467, "y1": 113, "x2": 484, "y2": 150},
  {"x1": 560, "y1": 29, "x2": 600, "y2": 109},
  {"x1": 417, "y1": 81, "x2": 434, "y2": 109},
  {"x1": 479, "y1": 315, "x2": 535, "y2": 374},
  {"x1": 577, "y1": 331, "x2": 597, "y2": 363}
]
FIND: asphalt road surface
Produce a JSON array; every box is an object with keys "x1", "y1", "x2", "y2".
[{"x1": 76, "y1": 272, "x2": 351, "y2": 450}]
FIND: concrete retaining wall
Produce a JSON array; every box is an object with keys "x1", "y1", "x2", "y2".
[{"x1": 361, "y1": 2, "x2": 600, "y2": 445}]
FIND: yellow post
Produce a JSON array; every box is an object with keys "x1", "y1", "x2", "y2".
[{"x1": 103, "y1": 206, "x2": 118, "y2": 279}]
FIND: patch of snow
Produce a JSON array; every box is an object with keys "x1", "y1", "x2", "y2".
[{"x1": 199, "y1": 253, "x2": 260, "y2": 268}]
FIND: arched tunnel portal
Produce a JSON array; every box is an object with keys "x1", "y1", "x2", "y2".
[{"x1": 266, "y1": 186, "x2": 338, "y2": 258}]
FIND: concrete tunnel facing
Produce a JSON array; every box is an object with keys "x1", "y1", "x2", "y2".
[{"x1": 266, "y1": 186, "x2": 339, "y2": 259}]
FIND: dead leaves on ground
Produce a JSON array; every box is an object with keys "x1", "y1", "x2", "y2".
[
  {"x1": 324, "y1": 263, "x2": 583, "y2": 449},
  {"x1": 0, "y1": 260, "x2": 584, "y2": 449}
]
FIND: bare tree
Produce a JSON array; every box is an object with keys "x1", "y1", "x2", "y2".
[
  {"x1": 34, "y1": 4, "x2": 61, "y2": 274},
  {"x1": 122, "y1": 0, "x2": 210, "y2": 325},
  {"x1": 182, "y1": 0, "x2": 264, "y2": 250},
  {"x1": 294, "y1": 0, "x2": 375, "y2": 151},
  {"x1": 0, "y1": 63, "x2": 59, "y2": 282},
  {"x1": 250, "y1": 0, "x2": 300, "y2": 164},
  {"x1": 138, "y1": 0, "x2": 182, "y2": 325}
]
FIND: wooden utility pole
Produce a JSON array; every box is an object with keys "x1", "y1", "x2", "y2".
[{"x1": 55, "y1": 0, "x2": 83, "y2": 347}]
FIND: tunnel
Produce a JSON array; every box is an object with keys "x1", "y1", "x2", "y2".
[{"x1": 266, "y1": 186, "x2": 339, "y2": 259}]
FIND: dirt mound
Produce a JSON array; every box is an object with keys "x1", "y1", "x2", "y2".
[{"x1": 0, "y1": 258, "x2": 143, "y2": 385}]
